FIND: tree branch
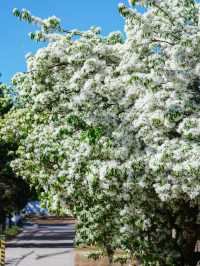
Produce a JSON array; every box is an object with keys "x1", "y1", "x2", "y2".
[
  {"x1": 23, "y1": 62, "x2": 68, "y2": 74},
  {"x1": 151, "y1": 38, "x2": 175, "y2": 46},
  {"x1": 153, "y1": 3, "x2": 176, "y2": 26}
]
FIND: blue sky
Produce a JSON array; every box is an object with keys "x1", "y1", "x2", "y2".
[{"x1": 0, "y1": 0, "x2": 128, "y2": 84}]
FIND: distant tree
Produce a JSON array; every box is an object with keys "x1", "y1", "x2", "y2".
[{"x1": 0, "y1": 81, "x2": 31, "y2": 231}]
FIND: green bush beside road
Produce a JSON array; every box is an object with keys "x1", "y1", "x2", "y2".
[{"x1": 4, "y1": 226, "x2": 21, "y2": 240}]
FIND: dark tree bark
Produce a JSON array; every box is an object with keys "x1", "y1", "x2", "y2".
[
  {"x1": 8, "y1": 214, "x2": 12, "y2": 228},
  {"x1": 181, "y1": 225, "x2": 200, "y2": 266},
  {"x1": 105, "y1": 244, "x2": 114, "y2": 266},
  {"x1": 0, "y1": 212, "x2": 6, "y2": 233}
]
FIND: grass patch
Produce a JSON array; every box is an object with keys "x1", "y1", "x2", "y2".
[{"x1": 4, "y1": 226, "x2": 22, "y2": 240}]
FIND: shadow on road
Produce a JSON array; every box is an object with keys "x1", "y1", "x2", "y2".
[
  {"x1": 36, "y1": 250, "x2": 71, "y2": 260},
  {"x1": 6, "y1": 223, "x2": 75, "y2": 249},
  {"x1": 15, "y1": 232, "x2": 75, "y2": 241},
  {"x1": 6, "y1": 251, "x2": 35, "y2": 265},
  {"x1": 6, "y1": 242, "x2": 74, "y2": 248},
  {"x1": 5, "y1": 258, "x2": 18, "y2": 265}
]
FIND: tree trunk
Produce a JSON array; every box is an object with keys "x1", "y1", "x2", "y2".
[
  {"x1": 105, "y1": 244, "x2": 114, "y2": 266},
  {"x1": 8, "y1": 213, "x2": 12, "y2": 228},
  {"x1": 0, "y1": 212, "x2": 6, "y2": 233},
  {"x1": 182, "y1": 225, "x2": 200, "y2": 266}
]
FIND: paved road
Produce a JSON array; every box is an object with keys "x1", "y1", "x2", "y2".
[{"x1": 6, "y1": 221, "x2": 75, "y2": 266}]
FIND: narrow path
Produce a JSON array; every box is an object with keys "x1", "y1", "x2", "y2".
[{"x1": 6, "y1": 218, "x2": 75, "y2": 266}]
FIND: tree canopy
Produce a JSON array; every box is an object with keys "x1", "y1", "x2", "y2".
[
  {"x1": 4, "y1": 0, "x2": 200, "y2": 265},
  {"x1": 0, "y1": 82, "x2": 31, "y2": 230}
]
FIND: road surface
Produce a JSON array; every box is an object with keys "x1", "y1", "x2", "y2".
[{"x1": 6, "y1": 219, "x2": 75, "y2": 266}]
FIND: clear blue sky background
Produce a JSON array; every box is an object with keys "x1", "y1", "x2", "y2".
[{"x1": 0, "y1": 0, "x2": 128, "y2": 84}]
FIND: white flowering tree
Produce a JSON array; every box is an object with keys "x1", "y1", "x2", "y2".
[{"x1": 3, "y1": 0, "x2": 200, "y2": 264}]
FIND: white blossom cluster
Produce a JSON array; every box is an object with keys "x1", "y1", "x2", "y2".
[{"x1": 3, "y1": 1, "x2": 200, "y2": 264}]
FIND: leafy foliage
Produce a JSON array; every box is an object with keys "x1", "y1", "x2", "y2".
[{"x1": 0, "y1": 83, "x2": 31, "y2": 230}]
